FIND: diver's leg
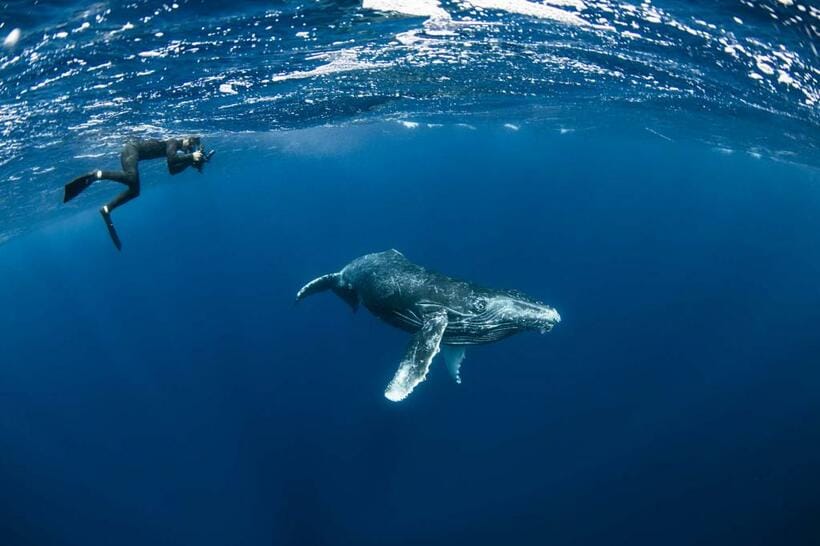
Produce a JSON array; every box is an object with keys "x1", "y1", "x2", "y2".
[
  {"x1": 64, "y1": 144, "x2": 138, "y2": 203},
  {"x1": 95, "y1": 170, "x2": 129, "y2": 183},
  {"x1": 101, "y1": 145, "x2": 140, "y2": 213},
  {"x1": 99, "y1": 181, "x2": 135, "y2": 250},
  {"x1": 98, "y1": 146, "x2": 139, "y2": 250},
  {"x1": 98, "y1": 177, "x2": 135, "y2": 251},
  {"x1": 102, "y1": 182, "x2": 139, "y2": 213},
  {"x1": 64, "y1": 169, "x2": 132, "y2": 203}
]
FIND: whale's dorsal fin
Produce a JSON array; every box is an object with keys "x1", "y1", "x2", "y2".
[
  {"x1": 441, "y1": 346, "x2": 466, "y2": 384},
  {"x1": 384, "y1": 309, "x2": 448, "y2": 402},
  {"x1": 296, "y1": 273, "x2": 359, "y2": 312}
]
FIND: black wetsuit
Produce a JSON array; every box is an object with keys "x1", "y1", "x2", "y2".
[
  {"x1": 95, "y1": 139, "x2": 197, "y2": 211},
  {"x1": 63, "y1": 137, "x2": 206, "y2": 250}
]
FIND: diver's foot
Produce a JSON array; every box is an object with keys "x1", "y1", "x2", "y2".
[
  {"x1": 100, "y1": 205, "x2": 112, "y2": 224},
  {"x1": 99, "y1": 206, "x2": 122, "y2": 250}
]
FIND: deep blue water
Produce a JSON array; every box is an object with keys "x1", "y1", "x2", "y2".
[
  {"x1": 2, "y1": 1, "x2": 820, "y2": 545},
  {"x1": 2, "y1": 125, "x2": 820, "y2": 545}
]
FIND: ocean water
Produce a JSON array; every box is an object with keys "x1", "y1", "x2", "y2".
[{"x1": 1, "y1": 1, "x2": 819, "y2": 545}]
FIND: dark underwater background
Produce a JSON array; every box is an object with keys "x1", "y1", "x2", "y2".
[
  {"x1": 2, "y1": 0, "x2": 820, "y2": 544},
  {"x1": 3, "y1": 124, "x2": 820, "y2": 545}
]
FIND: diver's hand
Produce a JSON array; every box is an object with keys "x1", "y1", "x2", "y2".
[{"x1": 192, "y1": 150, "x2": 204, "y2": 163}]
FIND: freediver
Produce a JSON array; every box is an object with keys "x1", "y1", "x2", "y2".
[{"x1": 63, "y1": 136, "x2": 214, "y2": 250}]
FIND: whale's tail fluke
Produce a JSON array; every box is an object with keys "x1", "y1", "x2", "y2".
[
  {"x1": 296, "y1": 273, "x2": 339, "y2": 301},
  {"x1": 296, "y1": 272, "x2": 359, "y2": 311}
]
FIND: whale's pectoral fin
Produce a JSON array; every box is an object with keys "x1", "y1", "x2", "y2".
[
  {"x1": 385, "y1": 309, "x2": 448, "y2": 402},
  {"x1": 442, "y1": 346, "x2": 466, "y2": 384}
]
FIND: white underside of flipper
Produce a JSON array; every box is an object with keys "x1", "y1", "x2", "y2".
[
  {"x1": 385, "y1": 310, "x2": 448, "y2": 402},
  {"x1": 441, "y1": 345, "x2": 466, "y2": 384}
]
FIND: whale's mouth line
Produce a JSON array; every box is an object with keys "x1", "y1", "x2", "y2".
[{"x1": 392, "y1": 301, "x2": 560, "y2": 342}]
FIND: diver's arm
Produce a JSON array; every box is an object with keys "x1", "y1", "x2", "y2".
[{"x1": 166, "y1": 139, "x2": 195, "y2": 175}]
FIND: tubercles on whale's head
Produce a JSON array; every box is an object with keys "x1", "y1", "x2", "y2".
[
  {"x1": 535, "y1": 306, "x2": 561, "y2": 333},
  {"x1": 483, "y1": 292, "x2": 561, "y2": 335}
]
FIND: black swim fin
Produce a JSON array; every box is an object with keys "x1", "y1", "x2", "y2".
[
  {"x1": 100, "y1": 208, "x2": 122, "y2": 251},
  {"x1": 64, "y1": 173, "x2": 96, "y2": 203}
]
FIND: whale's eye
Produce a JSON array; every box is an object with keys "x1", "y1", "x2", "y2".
[{"x1": 473, "y1": 299, "x2": 487, "y2": 312}]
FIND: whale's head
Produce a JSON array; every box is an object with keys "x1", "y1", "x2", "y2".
[
  {"x1": 443, "y1": 290, "x2": 561, "y2": 343},
  {"x1": 486, "y1": 290, "x2": 561, "y2": 333}
]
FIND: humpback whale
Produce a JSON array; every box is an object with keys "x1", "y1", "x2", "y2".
[{"x1": 296, "y1": 250, "x2": 561, "y2": 402}]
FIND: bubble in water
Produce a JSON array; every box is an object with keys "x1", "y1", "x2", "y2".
[{"x1": 3, "y1": 28, "x2": 21, "y2": 48}]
